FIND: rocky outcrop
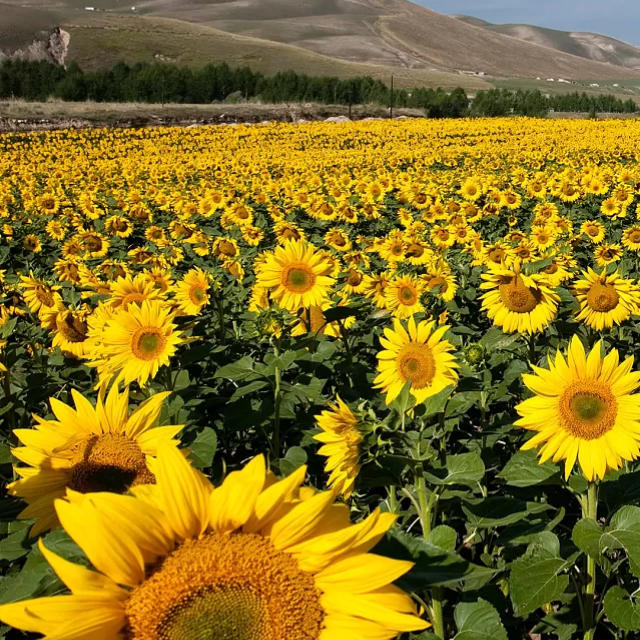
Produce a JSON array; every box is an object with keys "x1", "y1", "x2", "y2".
[{"x1": 0, "y1": 28, "x2": 70, "y2": 66}]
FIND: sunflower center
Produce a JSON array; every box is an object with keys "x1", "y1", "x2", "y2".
[
  {"x1": 630, "y1": 231, "x2": 640, "y2": 243},
  {"x1": 559, "y1": 382, "x2": 617, "y2": 440},
  {"x1": 398, "y1": 285, "x2": 418, "y2": 306},
  {"x1": 586, "y1": 282, "x2": 619, "y2": 312},
  {"x1": 487, "y1": 248, "x2": 505, "y2": 262},
  {"x1": 35, "y1": 287, "x2": 55, "y2": 308},
  {"x1": 498, "y1": 275, "x2": 542, "y2": 313},
  {"x1": 132, "y1": 328, "x2": 168, "y2": 360},
  {"x1": 282, "y1": 264, "x2": 316, "y2": 293},
  {"x1": 398, "y1": 343, "x2": 436, "y2": 389},
  {"x1": 57, "y1": 312, "x2": 88, "y2": 342},
  {"x1": 125, "y1": 533, "x2": 324, "y2": 640},
  {"x1": 69, "y1": 434, "x2": 154, "y2": 494},
  {"x1": 189, "y1": 286, "x2": 207, "y2": 305}
]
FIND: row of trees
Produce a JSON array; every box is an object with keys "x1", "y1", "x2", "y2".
[{"x1": 0, "y1": 59, "x2": 637, "y2": 116}]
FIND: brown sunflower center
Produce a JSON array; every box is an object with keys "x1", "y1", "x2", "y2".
[
  {"x1": 125, "y1": 533, "x2": 324, "y2": 640},
  {"x1": 398, "y1": 285, "x2": 418, "y2": 306},
  {"x1": 282, "y1": 264, "x2": 316, "y2": 293},
  {"x1": 56, "y1": 311, "x2": 88, "y2": 343},
  {"x1": 35, "y1": 287, "x2": 55, "y2": 308},
  {"x1": 398, "y1": 343, "x2": 436, "y2": 389},
  {"x1": 69, "y1": 434, "x2": 154, "y2": 494},
  {"x1": 487, "y1": 248, "x2": 505, "y2": 263},
  {"x1": 189, "y1": 286, "x2": 207, "y2": 305},
  {"x1": 498, "y1": 275, "x2": 542, "y2": 313},
  {"x1": 132, "y1": 328, "x2": 168, "y2": 360},
  {"x1": 586, "y1": 282, "x2": 620, "y2": 312},
  {"x1": 559, "y1": 381, "x2": 617, "y2": 440},
  {"x1": 346, "y1": 270, "x2": 362, "y2": 287},
  {"x1": 630, "y1": 231, "x2": 640, "y2": 243}
]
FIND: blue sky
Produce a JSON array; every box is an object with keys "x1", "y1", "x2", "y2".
[{"x1": 417, "y1": 1, "x2": 640, "y2": 44}]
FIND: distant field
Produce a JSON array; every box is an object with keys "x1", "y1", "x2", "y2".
[{"x1": 0, "y1": 99, "x2": 424, "y2": 131}]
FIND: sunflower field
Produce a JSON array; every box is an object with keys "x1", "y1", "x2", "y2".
[{"x1": 5, "y1": 117, "x2": 640, "y2": 639}]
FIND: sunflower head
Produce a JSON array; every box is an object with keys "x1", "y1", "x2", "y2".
[{"x1": 516, "y1": 336, "x2": 640, "y2": 481}]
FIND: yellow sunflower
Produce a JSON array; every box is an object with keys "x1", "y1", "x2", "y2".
[
  {"x1": 594, "y1": 243, "x2": 623, "y2": 266},
  {"x1": 374, "y1": 316, "x2": 458, "y2": 406},
  {"x1": 383, "y1": 274, "x2": 424, "y2": 319},
  {"x1": 173, "y1": 267, "x2": 212, "y2": 316},
  {"x1": 0, "y1": 445, "x2": 428, "y2": 639},
  {"x1": 580, "y1": 220, "x2": 605, "y2": 244},
  {"x1": 257, "y1": 239, "x2": 334, "y2": 312},
  {"x1": 516, "y1": 337, "x2": 640, "y2": 481},
  {"x1": 8, "y1": 385, "x2": 181, "y2": 535},
  {"x1": 89, "y1": 300, "x2": 184, "y2": 388},
  {"x1": 52, "y1": 307, "x2": 91, "y2": 358},
  {"x1": 622, "y1": 225, "x2": 640, "y2": 251},
  {"x1": 108, "y1": 274, "x2": 163, "y2": 310},
  {"x1": 572, "y1": 268, "x2": 640, "y2": 330},
  {"x1": 314, "y1": 396, "x2": 362, "y2": 498},
  {"x1": 480, "y1": 263, "x2": 559, "y2": 334}
]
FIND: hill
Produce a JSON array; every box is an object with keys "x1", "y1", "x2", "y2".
[
  {"x1": 455, "y1": 15, "x2": 640, "y2": 70},
  {"x1": 1, "y1": 0, "x2": 640, "y2": 90}
]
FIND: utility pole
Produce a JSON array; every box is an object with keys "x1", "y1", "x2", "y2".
[{"x1": 389, "y1": 74, "x2": 394, "y2": 119}]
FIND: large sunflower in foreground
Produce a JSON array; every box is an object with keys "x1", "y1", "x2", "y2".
[
  {"x1": 572, "y1": 267, "x2": 640, "y2": 330},
  {"x1": 9, "y1": 385, "x2": 182, "y2": 535},
  {"x1": 88, "y1": 300, "x2": 184, "y2": 388},
  {"x1": 515, "y1": 336, "x2": 640, "y2": 481},
  {"x1": 0, "y1": 445, "x2": 428, "y2": 639},
  {"x1": 374, "y1": 316, "x2": 458, "y2": 406},
  {"x1": 257, "y1": 239, "x2": 335, "y2": 312},
  {"x1": 480, "y1": 263, "x2": 559, "y2": 334},
  {"x1": 314, "y1": 396, "x2": 362, "y2": 498}
]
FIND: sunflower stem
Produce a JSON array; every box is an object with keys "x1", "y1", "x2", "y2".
[
  {"x1": 272, "y1": 341, "x2": 282, "y2": 459},
  {"x1": 583, "y1": 481, "x2": 598, "y2": 640},
  {"x1": 528, "y1": 332, "x2": 536, "y2": 364},
  {"x1": 416, "y1": 471, "x2": 445, "y2": 639}
]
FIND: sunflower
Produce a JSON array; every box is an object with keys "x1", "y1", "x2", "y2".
[
  {"x1": 622, "y1": 225, "x2": 640, "y2": 251},
  {"x1": 314, "y1": 396, "x2": 362, "y2": 498},
  {"x1": 52, "y1": 307, "x2": 91, "y2": 358},
  {"x1": 19, "y1": 272, "x2": 62, "y2": 315},
  {"x1": 480, "y1": 263, "x2": 559, "y2": 334},
  {"x1": 89, "y1": 300, "x2": 184, "y2": 388},
  {"x1": 8, "y1": 385, "x2": 181, "y2": 535},
  {"x1": 374, "y1": 316, "x2": 458, "y2": 406},
  {"x1": 580, "y1": 220, "x2": 605, "y2": 244},
  {"x1": 572, "y1": 268, "x2": 640, "y2": 330},
  {"x1": 384, "y1": 274, "x2": 424, "y2": 319},
  {"x1": 173, "y1": 267, "x2": 211, "y2": 316},
  {"x1": 109, "y1": 274, "x2": 163, "y2": 310},
  {"x1": 257, "y1": 239, "x2": 334, "y2": 312},
  {"x1": 594, "y1": 243, "x2": 623, "y2": 267},
  {"x1": 515, "y1": 337, "x2": 640, "y2": 481},
  {"x1": 0, "y1": 445, "x2": 428, "y2": 639}
]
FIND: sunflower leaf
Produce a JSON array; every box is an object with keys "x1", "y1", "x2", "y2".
[{"x1": 453, "y1": 598, "x2": 507, "y2": 640}]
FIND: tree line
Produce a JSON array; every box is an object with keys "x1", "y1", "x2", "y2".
[{"x1": 0, "y1": 59, "x2": 637, "y2": 117}]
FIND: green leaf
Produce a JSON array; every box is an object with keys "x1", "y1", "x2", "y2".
[
  {"x1": 604, "y1": 586, "x2": 640, "y2": 631},
  {"x1": 172, "y1": 369, "x2": 190, "y2": 390},
  {"x1": 572, "y1": 518, "x2": 603, "y2": 559},
  {"x1": 429, "y1": 525, "x2": 457, "y2": 552},
  {"x1": 419, "y1": 385, "x2": 454, "y2": 417},
  {"x1": 499, "y1": 449, "x2": 558, "y2": 487},
  {"x1": 463, "y1": 497, "x2": 551, "y2": 528},
  {"x1": 600, "y1": 506, "x2": 640, "y2": 577},
  {"x1": 230, "y1": 380, "x2": 268, "y2": 401},
  {"x1": 453, "y1": 598, "x2": 507, "y2": 640},
  {"x1": 189, "y1": 428, "x2": 218, "y2": 469},
  {"x1": 509, "y1": 547, "x2": 570, "y2": 616},
  {"x1": 279, "y1": 446, "x2": 307, "y2": 476},
  {"x1": 214, "y1": 356, "x2": 257, "y2": 381},
  {"x1": 386, "y1": 529, "x2": 494, "y2": 589},
  {"x1": 426, "y1": 453, "x2": 485, "y2": 487},
  {"x1": 479, "y1": 327, "x2": 520, "y2": 351},
  {"x1": 0, "y1": 547, "x2": 57, "y2": 604},
  {"x1": 0, "y1": 444, "x2": 11, "y2": 465},
  {"x1": 0, "y1": 529, "x2": 30, "y2": 562}
]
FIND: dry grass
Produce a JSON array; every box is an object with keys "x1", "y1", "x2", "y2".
[{"x1": 0, "y1": 99, "x2": 424, "y2": 131}]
